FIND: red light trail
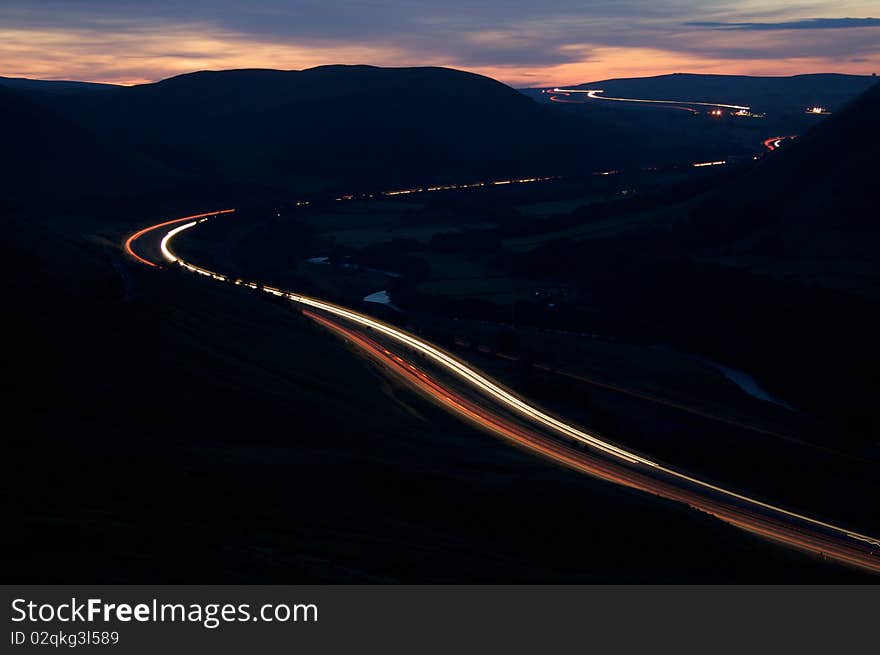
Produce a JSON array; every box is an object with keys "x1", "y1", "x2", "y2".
[
  {"x1": 123, "y1": 207, "x2": 880, "y2": 575},
  {"x1": 763, "y1": 135, "x2": 797, "y2": 151},
  {"x1": 123, "y1": 209, "x2": 236, "y2": 267}
]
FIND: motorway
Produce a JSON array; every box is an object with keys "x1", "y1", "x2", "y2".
[
  {"x1": 125, "y1": 209, "x2": 880, "y2": 575},
  {"x1": 330, "y1": 175, "x2": 557, "y2": 203},
  {"x1": 547, "y1": 89, "x2": 699, "y2": 114}
]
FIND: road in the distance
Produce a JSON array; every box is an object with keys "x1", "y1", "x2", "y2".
[
  {"x1": 763, "y1": 135, "x2": 797, "y2": 151},
  {"x1": 549, "y1": 88, "x2": 750, "y2": 112},
  {"x1": 125, "y1": 209, "x2": 880, "y2": 575},
  {"x1": 547, "y1": 90, "x2": 699, "y2": 113}
]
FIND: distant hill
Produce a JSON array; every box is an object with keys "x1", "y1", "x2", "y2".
[
  {"x1": 29, "y1": 65, "x2": 595, "y2": 195},
  {"x1": 15, "y1": 66, "x2": 870, "y2": 210},
  {"x1": 0, "y1": 84, "x2": 179, "y2": 206},
  {"x1": 0, "y1": 76, "x2": 119, "y2": 93},
  {"x1": 6, "y1": 65, "x2": 736, "y2": 207},
  {"x1": 524, "y1": 72, "x2": 876, "y2": 115}
]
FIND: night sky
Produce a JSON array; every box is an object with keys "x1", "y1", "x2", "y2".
[{"x1": 2, "y1": 1, "x2": 878, "y2": 85}]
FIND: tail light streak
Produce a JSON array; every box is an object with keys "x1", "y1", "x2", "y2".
[{"x1": 124, "y1": 209, "x2": 880, "y2": 573}]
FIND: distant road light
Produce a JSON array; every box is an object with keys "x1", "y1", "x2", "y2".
[{"x1": 553, "y1": 88, "x2": 750, "y2": 111}]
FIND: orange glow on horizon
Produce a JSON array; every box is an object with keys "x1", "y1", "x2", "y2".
[{"x1": 2, "y1": 24, "x2": 879, "y2": 88}]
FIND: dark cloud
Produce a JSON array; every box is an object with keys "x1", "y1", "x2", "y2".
[
  {"x1": 1, "y1": 1, "x2": 879, "y2": 83},
  {"x1": 686, "y1": 17, "x2": 880, "y2": 30}
]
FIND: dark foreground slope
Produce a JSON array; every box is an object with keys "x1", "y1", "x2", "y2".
[{"x1": 2, "y1": 209, "x2": 867, "y2": 582}]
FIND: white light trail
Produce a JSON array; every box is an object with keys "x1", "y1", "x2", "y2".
[
  {"x1": 160, "y1": 221, "x2": 197, "y2": 262},
  {"x1": 159, "y1": 215, "x2": 880, "y2": 549}
]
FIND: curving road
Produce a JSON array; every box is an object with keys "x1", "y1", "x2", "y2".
[
  {"x1": 125, "y1": 209, "x2": 880, "y2": 575},
  {"x1": 546, "y1": 89, "x2": 700, "y2": 113}
]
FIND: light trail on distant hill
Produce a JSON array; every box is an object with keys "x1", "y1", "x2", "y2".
[
  {"x1": 546, "y1": 89, "x2": 699, "y2": 113},
  {"x1": 548, "y1": 88, "x2": 750, "y2": 112},
  {"x1": 122, "y1": 208, "x2": 880, "y2": 575},
  {"x1": 763, "y1": 135, "x2": 798, "y2": 151}
]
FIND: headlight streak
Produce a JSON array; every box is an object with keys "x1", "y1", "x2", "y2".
[
  {"x1": 160, "y1": 221, "x2": 197, "y2": 262},
  {"x1": 300, "y1": 308, "x2": 880, "y2": 573},
  {"x1": 127, "y1": 210, "x2": 880, "y2": 573},
  {"x1": 123, "y1": 209, "x2": 236, "y2": 267}
]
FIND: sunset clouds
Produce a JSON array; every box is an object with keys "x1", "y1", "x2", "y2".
[{"x1": 1, "y1": 1, "x2": 878, "y2": 86}]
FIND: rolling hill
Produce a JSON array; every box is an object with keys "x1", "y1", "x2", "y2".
[
  {"x1": 67, "y1": 65, "x2": 571, "y2": 191},
  {"x1": 0, "y1": 84, "x2": 179, "y2": 207},
  {"x1": 0, "y1": 76, "x2": 119, "y2": 93},
  {"x1": 5, "y1": 65, "x2": 749, "y2": 208}
]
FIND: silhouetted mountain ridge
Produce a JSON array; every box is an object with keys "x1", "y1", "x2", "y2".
[
  {"x1": 6, "y1": 65, "x2": 713, "y2": 206},
  {"x1": 51, "y1": 65, "x2": 589, "y2": 193},
  {"x1": 0, "y1": 76, "x2": 119, "y2": 93}
]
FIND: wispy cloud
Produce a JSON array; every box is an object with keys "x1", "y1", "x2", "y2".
[
  {"x1": 1, "y1": 2, "x2": 879, "y2": 86},
  {"x1": 686, "y1": 17, "x2": 880, "y2": 30}
]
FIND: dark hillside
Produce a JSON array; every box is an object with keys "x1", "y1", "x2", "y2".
[
  {"x1": 722, "y1": 81, "x2": 879, "y2": 229},
  {"x1": 0, "y1": 85, "x2": 179, "y2": 205},
  {"x1": 690, "y1": 81, "x2": 880, "y2": 296},
  {"x1": 10, "y1": 65, "x2": 731, "y2": 206},
  {"x1": 55, "y1": 65, "x2": 587, "y2": 192},
  {"x1": 502, "y1": 83, "x2": 880, "y2": 445}
]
